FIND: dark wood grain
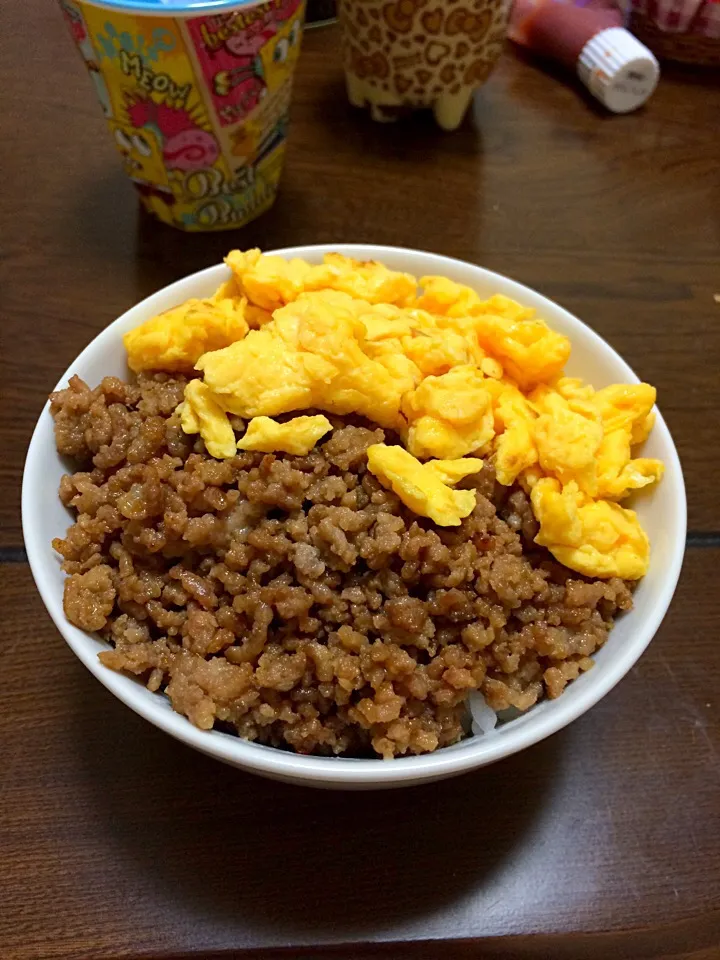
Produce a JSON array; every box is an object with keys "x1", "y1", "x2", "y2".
[
  {"x1": 2, "y1": 0, "x2": 720, "y2": 957},
  {"x1": 1, "y1": 554, "x2": 719, "y2": 960}
]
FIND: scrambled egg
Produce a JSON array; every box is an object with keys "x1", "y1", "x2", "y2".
[
  {"x1": 492, "y1": 384, "x2": 538, "y2": 486},
  {"x1": 180, "y1": 379, "x2": 236, "y2": 459},
  {"x1": 225, "y1": 249, "x2": 416, "y2": 316},
  {"x1": 402, "y1": 365, "x2": 495, "y2": 460},
  {"x1": 191, "y1": 291, "x2": 415, "y2": 430},
  {"x1": 124, "y1": 294, "x2": 248, "y2": 373},
  {"x1": 531, "y1": 386, "x2": 605, "y2": 494},
  {"x1": 237, "y1": 415, "x2": 332, "y2": 455},
  {"x1": 367, "y1": 444, "x2": 482, "y2": 526},
  {"x1": 417, "y1": 281, "x2": 571, "y2": 388},
  {"x1": 123, "y1": 249, "x2": 665, "y2": 579},
  {"x1": 531, "y1": 479, "x2": 650, "y2": 579}
]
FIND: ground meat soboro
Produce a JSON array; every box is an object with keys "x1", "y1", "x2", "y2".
[{"x1": 50, "y1": 373, "x2": 633, "y2": 758}]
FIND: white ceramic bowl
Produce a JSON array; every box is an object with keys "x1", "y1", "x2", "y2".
[{"x1": 23, "y1": 245, "x2": 686, "y2": 789}]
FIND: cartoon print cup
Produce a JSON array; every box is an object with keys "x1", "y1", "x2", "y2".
[
  {"x1": 338, "y1": 0, "x2": 510, "y2": 130},
  {"x1": 58, "y1": 0, "x2": 305, "y2": 231}
]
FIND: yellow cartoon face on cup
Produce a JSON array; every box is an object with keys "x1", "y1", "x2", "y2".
[
  {"x1": 339, "y1": 0, "x2": 511, "y2": 129},
  {"x1": 58, "y1": 0, "x2": 306, "y2": 230},
  {"x1": 111, "y1": 123, "x2": 167, "y2": 184},
  {"x1": 260, "y1": 15, "x2": 303, "y2": 90}
]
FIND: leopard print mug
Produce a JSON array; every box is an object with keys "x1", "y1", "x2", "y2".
[{"x1": 339, "y1": 0, "x2": 510, "y2": 129}]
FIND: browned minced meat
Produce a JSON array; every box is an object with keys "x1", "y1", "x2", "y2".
[{"x1": 50, "y1": 373, "x2": 633, "y2": 759}]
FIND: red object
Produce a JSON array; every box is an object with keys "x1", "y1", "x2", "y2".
[
  {"x1": 163, "y1": 128, "x2": 220, "y2": 171},
  {"x1": 127, "y1": 99, "x2": 197, "y2": 138},
  {"x1": 509, "y1": 0, "x2": 623, "y2": 67}
]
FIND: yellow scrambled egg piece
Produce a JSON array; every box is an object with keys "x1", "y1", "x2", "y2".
[
  {"x1": 529, "y1": 380, "x2": 663, "y2": 502},
  {"x1": 313, "y1": 252, "x2": 417, "y2": 306},
  {"x1": 124, "y1": 295, "x2": 248, "y2": 373},
  {"x1": 423, "y1": 457, "x2": 486, "y2": 486},
  {"x1": 491, "y1": 383, "x2": 538, "y2": 486},
  {"x1": 531, "y1": 386, "x2": 604, "y2": 494},
  {"x1": 417, "y1": 280, "x2": 571, "y2": 388},
  {"x1": 120, "y1": 249, "x2": 665, "y2": 579},
  {"x1": 237, "y1": 415, "x2": 332, "y2": 455},
  {"x1": 471, "y1": 306, "x2": 571, "y2": 390},
  {"x1": 593, "y1": 382, "x2": 652, "y2": 427},
  {"x1": 225, "y1": 249, "x2": 312, "y2": 313},
  {"x1": 367, "y1": 444, "x2": 482, "y2": 526},
  {"x1": 531, "y1": 478, "x2": 650, "y2": 579},
  {"x1": 595, "y1": 428, "x2": 664, "y2": 499},
  {"x1": 591, "y1": 383, "x2": 664, "y2": 499},
  {"x1": 416, "y1": 275, "x2": 484, "y2": 317},
  {"x1": 225, "y1": 249, "x2": 416, "y2": 315},
  {"x1": 180, "y1": 379, "x2": 236, "y2": 459},
  {"x1": 354, "y1": 302, "x2": 479, "y2": 380},
  {"x1": 195, "y1": 291, "x2": 413, "y2": 429},
  {"x1": 401, "y1": 327, "x2": 475, "y2": 377},
  {"x1": 403, "y1": 365, "x2": 496, "y2": 460}
]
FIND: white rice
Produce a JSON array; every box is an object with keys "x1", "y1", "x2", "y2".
[{"x1": 468, "y1": 690, "x2": 498, "y2": 736}]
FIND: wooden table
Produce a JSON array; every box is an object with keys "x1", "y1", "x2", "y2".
[{"x1": 2, "y1": 4, "x2": 719, "y2": 958}]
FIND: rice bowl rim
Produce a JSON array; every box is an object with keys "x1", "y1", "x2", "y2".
[{"x1": 22, "y1": 244, "x2": 686, "y2": 788}]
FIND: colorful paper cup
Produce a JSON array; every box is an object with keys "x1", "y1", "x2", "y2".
[
  {"x1": 339, "y1": 0, "x2": 510, "y2": 130},
  {"x1": 58, "y1": 0, "x2": 306, "y2": 230}
]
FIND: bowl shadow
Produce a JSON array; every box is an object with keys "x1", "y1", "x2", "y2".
[{"x1": 72, "y1": 678, "x2": 563, "y2": 941}]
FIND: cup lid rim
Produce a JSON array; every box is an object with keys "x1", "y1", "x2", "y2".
[{"x1": 76, "y1": 0, "x2": 268, "y2": 16}]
